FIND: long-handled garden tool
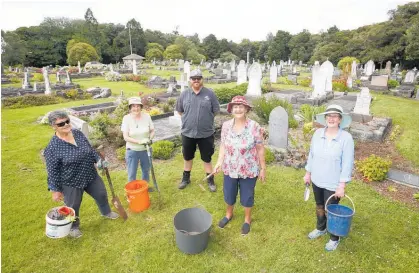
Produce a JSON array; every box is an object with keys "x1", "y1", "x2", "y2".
[
  {"x1": 144, "y1": 142, "x2": 161, "y2": 200},
  {"x1": 97, "y1": 147, "x2": 128, "y2": 221}
]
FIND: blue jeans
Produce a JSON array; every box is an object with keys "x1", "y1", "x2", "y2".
[{"x1": 126, "y1": 148, "x2": 151, "y2": 183}]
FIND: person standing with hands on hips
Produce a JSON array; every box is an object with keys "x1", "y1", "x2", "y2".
[
  {"x1": 304, "y1": 104, "x2": 354, "y2": 251},
  {"x1": 214, "y1": 96, "x2": 266, "y2": 235},
  {"x1": 121, "y1": 97, "x2": 155, "y2": 191},
  {"x1": 176, "y1": 69, "x2": 220, "y2": 192}
]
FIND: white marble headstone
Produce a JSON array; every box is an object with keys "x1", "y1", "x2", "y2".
[
  {"x1": 246, "y1": 62, "x2": 262, "y2": 97},
  {"x1": 184, "y1": 61, "x2": 190, "y2": 80},
  {"x1": 268, "y1": 106, "x2": 288, "y2": 149},
  {"x1": 270, "y1": 65, "x2": 277, "y2": 83},
  {"x1": 353, "y1": 87, "x2": 371, "y2": 115},
  {"x1": 320, "y1": 60, "x2": 334, "y2": 92},
  {"x1": 237, "y1": 60, "x2": 247, "y2": 85}
]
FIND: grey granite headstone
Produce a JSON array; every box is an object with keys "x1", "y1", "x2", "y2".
[
  {"x1": 387, "y1": 169, "x2": 419, "y2": 188},
  {"x1": 268, "y1": 106, "x2": 288, "y2": 149}
]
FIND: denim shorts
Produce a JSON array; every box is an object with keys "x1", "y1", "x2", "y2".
[{"x1": 223, "y1": 175, "x2": 258, "y2": 207}]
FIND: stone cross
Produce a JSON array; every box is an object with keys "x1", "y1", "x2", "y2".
[{"x1": 268, "y1": 106, "x2": 289, "y2": 149}]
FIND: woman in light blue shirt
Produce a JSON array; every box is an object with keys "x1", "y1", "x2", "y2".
[{"x1": 304, "y1": 104, "x2": 354, "y2": 251}]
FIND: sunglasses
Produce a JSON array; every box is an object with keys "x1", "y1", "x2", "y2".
[
  {"x1": 191, "y1": 77, "x2": 202, "y2": 81},
  {"x1": 55, "y1": 119, "x2": 70, "y2": 127}
]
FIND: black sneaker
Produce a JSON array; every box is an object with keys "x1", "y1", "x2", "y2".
[
  {"x1": 178, "y1": 172, "x2": 190, "y2": 189},
  {"x1": 207, "y1": 176, "x2": 216, "y2": 192}
]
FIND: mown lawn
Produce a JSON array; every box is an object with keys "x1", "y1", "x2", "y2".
[{"x1": 1, "y1": 94, "x2": 419, "y2": 273}]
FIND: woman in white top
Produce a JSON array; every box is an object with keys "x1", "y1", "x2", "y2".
[{"x1": 121, "y1": 97, "x2": 155, "y2": 191}]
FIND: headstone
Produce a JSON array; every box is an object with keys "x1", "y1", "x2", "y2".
[
  {"x1": 351, "y1": 60, "x2": 357, "y2": 79},
  {"x1": 269, "y1": 65, "x2": 277, "y2": 83},
  {"x1": 237, "y1": 60, "x2": 247, "y2": 85},
  {"x1": 403, "y1": 70, "x2": 415, "y2": 84},
  {"x1": 78, "y1": 61, "x2": 81, "y2": 73},
  {"x1": 246, "y1": 52, "x2": 250, "y2": 64},
  {"x1": 230, "y1": 60, "x2": 235, "y2": 72},
  {"x1": 385, "y1": 61, "x2": 391, "y2": 75},
  {"x1": 320, "y1": 60, "x2": 334, "y2": 91},
  {"x1": 347, "y1": 76, "x2": 353, "y2": 89},
  {"x1": 68, "y1": 115, "x2": 89, "y2": 138},
  {"x1": 268, "y1": 106, "x2": 288, "y2": 149},
  {"x1": 22, "y1": 72, "x2": 31, "y2": 89},
  {"x1": 312, "y1": 69, "x2": 326, "y2": 97},
  {"x1": 287, "y1": 75, "x2": 297, "y2": 85},
  {"x1": 33, "y1": 82, "x2": 37, "y2": 91},
  {"x1": 56, "y1": 72, "x2": 61, "y2": 83},
  {"x1": 365, "y1": 60, "x2": 375, "y2": 76},
  {"x1": 393, "y1": 64, "x2": 400, "y2": 75},
  {"x1": 370, "y1": 75, "x2": 388, "y2": 88},
  {"x1": 292, "y1": 67, "x2": 297, "y2": 74},
  {"x1": 9, "y1": 66, "x2": 12, "y2": 72},
  {"x1": 65, "y1": 71, "x2": 72, "y2": 85},
  {"x1": 311, "y1": 63, "x2": 321, "y2": 87},
  {"x1": 353, "y1": 87, "x2": 372, "y2": 115},
  {"x1": 314, "y1": 61, "x2": 320, "y2": 66},
  {"x1": 43, "y1": 67, "x2": 51, "y2": 95},
  {"x1": 184, "y1": 61, "x2": 191, "y2": 80},
  {"x1": 246, "y1": 62, "x2": 262, "y2": 97},
  {"x1": 299, "y1": 60, "x2": 302, "y2": 66},
  {"x1": 226, "y1": 70, "x2": 232, "y2": 80},
  {"x1": 132, "y1": 59, "x2": 138, "y2": 75}
]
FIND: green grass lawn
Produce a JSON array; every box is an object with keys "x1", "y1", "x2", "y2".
[{"x1": 1, "y1": 95, "x2": 419, "y2": 272}]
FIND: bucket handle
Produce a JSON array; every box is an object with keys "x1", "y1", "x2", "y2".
[{"x1": 325, "y1": 194, "x2": 355, "y2": 215}]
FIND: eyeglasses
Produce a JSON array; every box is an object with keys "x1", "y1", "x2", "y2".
[
  {"x1": 191, "y1": 77, "x2": 202, "y2": 81},
  {"x1": 326, "y1": 114, "x2": 341, "y2": 119},
  {"x1": 55, "y1": 119, "x2": 70, "y2": 127}
]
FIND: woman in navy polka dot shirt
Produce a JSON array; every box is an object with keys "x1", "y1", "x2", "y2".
[{"x1": 44, "y1": 111, "x2": 119, "y2": 238}]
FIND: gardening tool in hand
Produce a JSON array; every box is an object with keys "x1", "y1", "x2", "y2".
[
  {"x1": 97, "y1": 146, "x2": 128, "y2": 221},
  {"x1": 144, "y1": 142, "x2": 161, "y2": 200},
  {"x1": 304, "y1": 182, "x2": 310, "y2": 201}
]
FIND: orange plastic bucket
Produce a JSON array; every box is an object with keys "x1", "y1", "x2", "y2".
[{"x1": 124, "y1": 180, "x2": 150, "y2": 212}]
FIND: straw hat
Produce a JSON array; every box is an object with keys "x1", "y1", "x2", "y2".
[
  {"x1": 315, "y1": 104, "x2": 352, "y2": 129},
  {"x1": 227, "y1": 96, "x2": 252, "y2": 113}
]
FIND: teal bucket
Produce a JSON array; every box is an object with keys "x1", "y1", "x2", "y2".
[{"x1": 326, "y1": 195, "x2": 355, "y2": 237}]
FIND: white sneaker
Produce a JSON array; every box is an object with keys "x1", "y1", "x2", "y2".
[
  {"x1": 103, "y1": 211, "x2": 119, "y2": 219},
  {"x1": 69, "y1": 228, "x2": 82, "y2": 238},
  {"x1": 325, "y1": 239, "x2": 340, "y2": 251},
  {"x1": 308, "y1": 228, "x2": 327, "y2": 239}
]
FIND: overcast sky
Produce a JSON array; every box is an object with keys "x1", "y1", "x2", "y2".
[{"x1": 1, "y1": 0, "x2": 413, "y2": 42}]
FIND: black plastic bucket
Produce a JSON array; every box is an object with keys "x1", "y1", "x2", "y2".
[{"x1": 173, "y1": 207, "x2": 212, "y2": 254}]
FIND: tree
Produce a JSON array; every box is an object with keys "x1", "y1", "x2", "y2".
[
  {"x1": 163, "y1": 44, "x2": 183, "y2": 60},
  {"x1": 267, "y1": 30, "x2": 291, "y2": 62},
  {"x1": 84, "y1": 8, "x2": 98, "y2": 25},
  {"x1": 405, "y1": 16, "x2": 419, "y2": 61},
  {"x1": 219, "y1": 51, "x2": 239, "y2": 62},
  {"x1": 67, "y1": 42, "x2": 99, "y2": 65},
  {"x1": 146, "y1": 42, "x2": 164, "y2": 52},
  {"x1": 1, "y1": 30, "x2": 27, "y2": 65},
  {"x1": 337, "y1": 56, "x2": 360, "y2": 75},
  {"x1": 174, "y1": 36, "x2": 196, "y2": 59},
  {"x1": 145, "y1": 48, "x2": 163, "y2": 61},
  {"x1": 186, "y1": 48, "x2": 205, "y2": 63},
  {"x1": 288, "y1": 29, "x2": 314, "y2": 62},
  {"x1": 202, "y1": 34, "x2": 219, "y2": 60}
]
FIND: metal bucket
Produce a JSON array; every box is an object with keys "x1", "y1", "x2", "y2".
[{"x1": 173, "y1": 207, "x2": 212, "y2": 254}]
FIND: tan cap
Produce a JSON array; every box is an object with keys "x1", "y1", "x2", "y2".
[{"x1": 128, "y1": 97, "x2": 143, "y2": 106}]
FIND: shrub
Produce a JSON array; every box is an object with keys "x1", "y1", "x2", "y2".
[
  {"x1": 299, "y1": 78, "x2": 311, "y2": 87},
  {"x1": 265, "y1": 148, "x2": 275, "y2": 164},
  {"x1": 332, "y1": 80, "x2": 348, "y2": 92},
  {"x1": 298, "y1": 104, "x2": 327, "y2": 123},
  {"x1": 289, "y1": 119, "x2": 299, "y2": 129},
  {"x1": 213, "y1": 83, "x2": 247, "y2": 104},
  {"x1": 116, "y1": 146, "x2": 126, "y2": 160},
  {"x1": 147, "y1": 108, "x2": 162, "y2": 116},
  {"x1": 337, "y1": 56, "x2": 359, "y2": 72},
  {"x1": 64, "y1": 89, "x2": 79, "y2": 100},
  {"x1": 303, "y1": 122, "x2": 315, "y2": 140},
  {"x1": 151, "y1": 140, "x2": 175, "y2": 160},
  {"x1": 2, "y1": 94, "x2": 64, "y2": 109},
  {"x1": 162, "y1": 103, "x2": 172, "y2": 113},
  {"x1": 107, "y1": 126, "x2": 125, "y2": 147},
  {"x1": 277, "y1": 77, "x2": 293, "y2": 85},
  {"x1": 389, "y1": 124, "x2": 402, "y2": 141},
  {"x1": 167, "y1": 97, "x2": 176, "y2": 107},
  {"x1": 355, "y1": 154, "x2": 392, "y2": 182},
  {"x1": 252, "y1": 96, "x2": 296, "y2": 126},
  {"x1": 90, "y1": 112, "x2": 113, "y2": 140},
  {"x1": 112, "y1": 98, "x2": 129, "y2": 125},
  {"x1": 32, "y1": 73, "x2": 44, "y2": 82},
  {"x1": 414, "y1": 193, "x2": 419, "y2": 200},
  {"x1": 10, "y1": 77, "x2": 21, "y2": 83},
  {"x1": 388, "y1": 79, "x2": 399, "y2": 89},
  {"x1": 105, "y1": 72, "x2": 122, "y2": 82}
]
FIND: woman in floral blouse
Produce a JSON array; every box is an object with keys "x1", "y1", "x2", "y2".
[{"x1": 214, "y1": 96, "x2": 266, "y2": 235}]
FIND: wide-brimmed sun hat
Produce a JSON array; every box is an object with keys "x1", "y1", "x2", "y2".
[
  {"x1": 128, "y1": 97, "x2": 143, "y2": 106},
  {"x1": 227, "y1": 96, "x2": 252, "y2": 113},
  {"x1": 315, "y1": 104, "x2": 352, "y2": 129}
]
